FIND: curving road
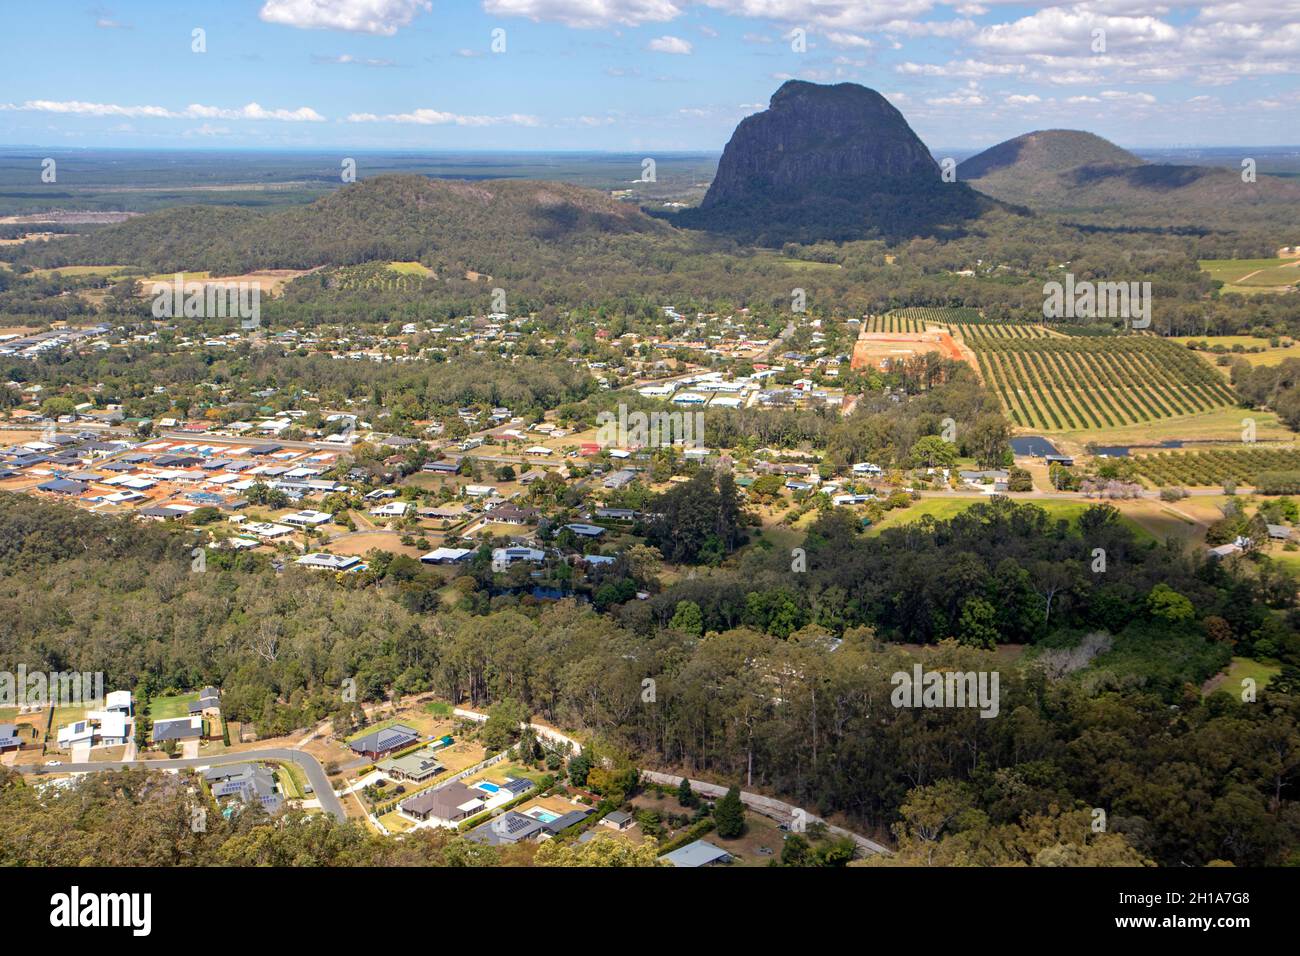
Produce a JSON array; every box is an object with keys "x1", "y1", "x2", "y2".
[{"x1": 26, "y1": 748, "x2": 345, "y2": 821}]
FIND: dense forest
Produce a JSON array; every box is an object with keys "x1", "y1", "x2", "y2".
[{"x1": 3, "y1": 491, "x2": 1298, "y2": 865}]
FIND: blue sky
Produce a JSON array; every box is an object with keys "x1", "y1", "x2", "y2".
[{"x1": 1, "y1": 1, "x2": 1297, "y2": 151}]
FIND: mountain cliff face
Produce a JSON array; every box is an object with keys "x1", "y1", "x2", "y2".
[
  {"x1": 701, "y1": 81, "x2": 941, "y2": 207},
  {"x1": 672, "y1": 80, "x2": 999, "y2": 245}
]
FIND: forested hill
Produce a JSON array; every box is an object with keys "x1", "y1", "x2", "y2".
[
  {"x1": 958, "y1": 129, "x2": 1300, "y2": 221},
  {"x1": 14, "y1": 174, "x2": 672, "y2": 275},
  {"x1": 957, "y1": 130, "x2": 1143, "y2": 181}
]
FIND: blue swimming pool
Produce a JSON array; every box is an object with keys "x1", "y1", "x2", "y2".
[
  {"x1": 476, "y1": 781, "x2": 501, "y2": 793},
  {"x1": 526, "y1": 808, "x2": 559, "y2": 823}
]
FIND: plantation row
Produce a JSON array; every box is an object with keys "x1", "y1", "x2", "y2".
[
  {"x1": 886, "y1": 306, "x2": 981, "y2": 325},
  {"x1": 862, "y1": 313, "x2": 928, "y2": 334},
  {"x1": 955, "y1": 322, "x2": 1054, "y2": 341},
  {"x1": 1130, "y1": 447, "x2": 1300, "y2": 487},
  {"x1": 970, "y1": 336, "x2": 1238, "y2": 431}
]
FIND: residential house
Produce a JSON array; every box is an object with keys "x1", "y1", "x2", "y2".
[
  {"x1": 492, "y1": 546, "x2": 545, "y2": 567},
  {"x1": 465, "y1": 805, "x2": 592, "y2": 846},
  {"x1": 601, "y1": 810, "x2": 635, "y2": 830},
  {"x1": 281, "y1": 509, "x2": 333, "y2": 527},
  {"x1": 378, "y1": 748, "x2": 445, "y2": 783},
  {"x1": 603, "y1": 469, "x2": 637, "y2": 490},
  {"x1": 662, "y1": 839, "x2": 732, "y2": 867},
  {"x1": 349, "y1": 724, "x2": 421, "y2": 761},
  {"x1": 297, "y1": 553, "x2": 364, "y2": 572},
  {"x1": 152, "y1": 716, "x2": 204, "y2": 745},
  {"x1": 487, "y1": 504, "x2": 538, "y2": 525},
  {"x1": 203, "y1": 763, "x2": 283, "y2": 813},
  {"x1": 57, "y1": 711, "x2": 130, "y2": 749},
  {"x1": 420, "y1": 547, "x2": 475, "y2": 565},
  {"x1": 190, "y1": 686, "x2": 221, "y2": 719},
  {"x1": 399, "y1": 781, "x2": 484, "y2": 826},
  {"x1": 0, "y1": 724, "x2": 24, "y2": 753}
]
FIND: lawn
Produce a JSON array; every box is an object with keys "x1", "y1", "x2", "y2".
[
  {"x1": 378, "y1": 808, "x2": 416, "y2": 833},
  {"x1": 1205, "y1": 657, "x2": 1282, "y2": 698},
  {"x1": 864, "y1": 497, "x2": 984, "y2": 533},
  {"x1": 274, "y1": 761, "x2": 307, "y2": 799},
  {"x1": 1199, "y1": 258, "x2": 1300, "y2": 292},
  {"x1": 148, "y1": 693, "x2": 198, "y2": 720}
]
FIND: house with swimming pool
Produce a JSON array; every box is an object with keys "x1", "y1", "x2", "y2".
[{"x1": 466, "y1": 805, "x2": 593, "y2": 846}]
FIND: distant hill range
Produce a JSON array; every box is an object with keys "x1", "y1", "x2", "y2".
[
  {"x1": 957, "y1": 129, "x2": 1300, "y2": 218},
  {"x1": 16, "y1": 174, "x2": 669, "y2": 275},
  {"x1": 668, "y1": 80, "x2": 1003, "y2": 245}
]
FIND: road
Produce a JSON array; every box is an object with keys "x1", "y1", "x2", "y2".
[
  {"x1": 639, "y1": 770, "x2": 890, "y2": 857},
  {"x1": 27, "y1": 747, "x2": 346, "y2": 821}
]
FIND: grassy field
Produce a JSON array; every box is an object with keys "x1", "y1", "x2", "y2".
[
  {"x1": 1200, "y1": 258, "x2": 1300, "y2": 293},
  {"x1": 865, "y1": 496, "x2": 1162, "y2": 543},
  {"x1": 31, "y1": 264, "x2": 132, "y2": 278},
  {"x1": 1170, "y1": 335, "x2": 1300, "y2": 371},
  {"x1": 1049, "y1": 407, "x2": 1288, "y2": 453},
  {"x1": 1205, "y1": 657, "x2": 1282, "y2": 698},
  {"x1": 148, "y1": 693, "x2": 198, "y2": 719},
  {"x1": 388, "y1": 260, "x2": 434, "y2": 275}
]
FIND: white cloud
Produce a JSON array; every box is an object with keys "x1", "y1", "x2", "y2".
[
  {"x1": 1099, "y1": 89, "x2": 1156, "y2": 104},
  {"x1": 483, "y1": 0, "x2": 683, "y2": 29},
  {"x1": 183, "y1": 123, "x2": 233, "y2": 137},
  {"x1": 1005, "y1": 93, "x2": 1041, "y2": 105},
  {"x1": 0, "y1": 100, "x2": 326, "y2": 121},
  {"x1": 311, "y1": 54, "x2": 397, "y2": 66},
  {"x1": 973, "y1": 5, "x2": 1179, "y2": 55},
  {"x1": 824, "y1": 32, "x2": 873, "y2": 49},
  {"x1": 346, "y1": 108, "x2": 541, "y2": 126},
  {"x1": 647, "y1": 35, "x2": 693, "y2": 54},
  {"x1": 483, "y1": 0, "x2": 943, "y2": 31},
  {"x1": 259, "y1": 0, "x2": 432, "y2": 36},
  {"x1": 896, "y1": 59, "x2": 1025, "y2": 77}
]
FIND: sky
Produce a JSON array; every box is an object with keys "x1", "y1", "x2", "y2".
[{"x1": 1, "y1": 1, "x2": 1297, "y2": 151}]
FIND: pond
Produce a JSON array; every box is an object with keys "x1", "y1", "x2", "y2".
[
  {"x1": 1089, "y1": 440, "x2": 1185, "y2": 458},
  {"x1": 1010, "y1": 436, "x2": 1061, "y2": 457}
]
